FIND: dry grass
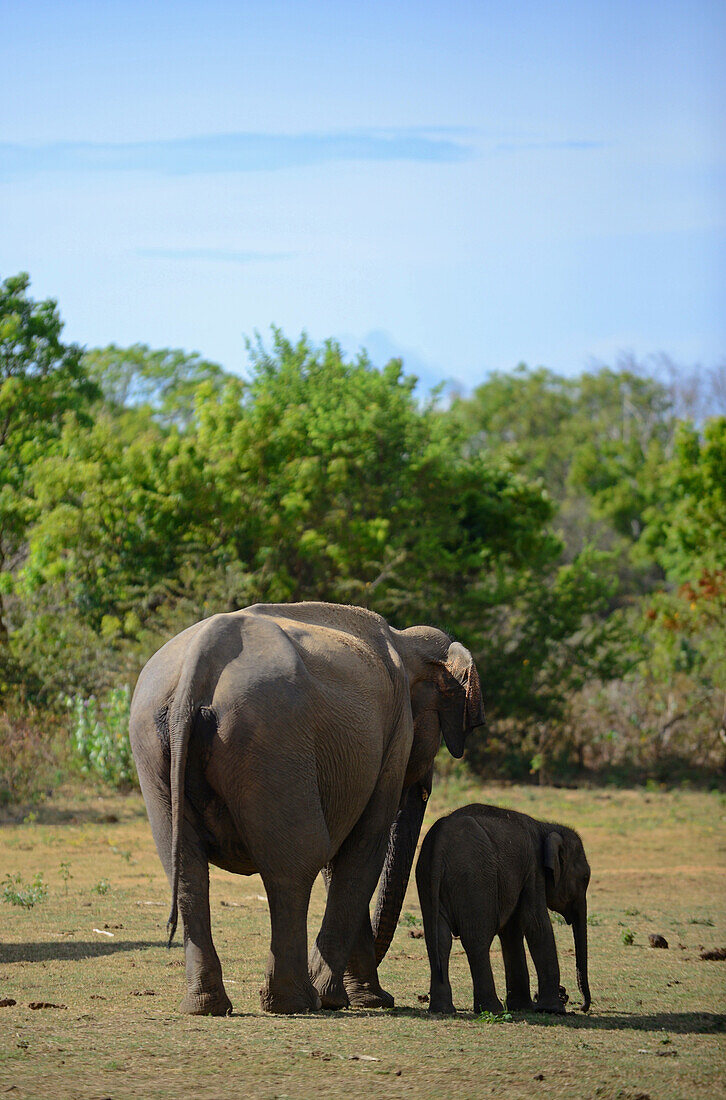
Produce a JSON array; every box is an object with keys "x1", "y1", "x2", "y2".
[{"x1": 1, "y1": 778, "x2": 724, "y2": 1099}]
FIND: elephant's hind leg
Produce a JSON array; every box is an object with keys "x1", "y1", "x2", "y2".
[
  {"x1": 427, "y1": 917, "x2": 455, "y2": 1015},
  {"x1": 176, "y1": 830, "x2": 231, "y2": 1016},
  {"x1": 260, "y1": 878, "x2": 322, "y2": 1014},
  {"x1": 499, "y1": 917, "x2": 533, "y2": 1011},
  {"x1": 458, "y1": 907, "x2": 502, "y2": 1015},
  {"x1": 137, "y1": 760, "x2": 231, "y2": 1017}
]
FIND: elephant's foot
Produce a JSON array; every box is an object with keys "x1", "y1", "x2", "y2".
[
  {"x1": 532, "y1": 995, "x2": 566, "y2": 1015},
  {"x1": 260, "y1": 978, "x2": 321, "y2": 1015},
  {"x1": 179, "y1": 988, "x2": 233, "y2": 1016},
  {"x1": 473, "y1": 995, "x2": 504, "y2": 1015},
  {"x1": 505, "y1": 993, "x2": 534, "y2": 1012},
  {"x1": 344, "y1": 978, "x2": 394, "y2": 1009},
  {"x1": 428, "y1": 979, "x2": 456, "y2": 1014},
  {"x1": 317, "y1": 983, "x2": 349, "y2": 1010},
  {"x1": 309, "y1": 954, "x2": 349, "y2": 1010}
]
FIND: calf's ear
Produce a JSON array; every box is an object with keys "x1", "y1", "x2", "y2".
[{"x1": 543, "y1": 831, "x2": 564, "y2": 887}]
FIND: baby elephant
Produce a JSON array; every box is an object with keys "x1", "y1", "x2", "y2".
[{"x1": 416, "y1": 804, "x2": 591, "y2": 1015}]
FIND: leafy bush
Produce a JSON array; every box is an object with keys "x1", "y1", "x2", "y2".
[
  {"x1": 68, "y1": 685, "x2": 137, "y2": 788},
  {"x1": 3, "y1": 871, "x2": 48, "y2": 908}
]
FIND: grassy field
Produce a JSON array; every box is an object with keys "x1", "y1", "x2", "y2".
[{"x1": 1, "y1": 776, "x2": 724, "y2": 1099}]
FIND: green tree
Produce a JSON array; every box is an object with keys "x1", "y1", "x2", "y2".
[
  {"x1": 21, "y1": 331, "x2": 568, "y2": 700},
  {"x1": 639, "y1": 417, "x2": 726, "y2": 581},
  {"x1": 15, "y1": 325, "x2": 633, "y2": 771},
  {"x1": 635, "y1": 417, "x2": 726, "y2": 761},
  {"x1": 0, "y1": 273, "x2": 97, "y2": 643},
  {"x1": 451, "y1": 365, "x2": 575, "y2": 490},
  {"x1": 567, "y1": 368, "x2": 672, "y2": 542},
  {"x1": 82, "y1": 343, "x2": 228, "y2": 427},
  {"x1": 195, "y1": 330, "x2": 563, "y2": 620},
  {"x1": 451, "y1": 362, "x2": 675, "y2": 583},
  {"x1": 17, "y1": 396, "x2": 231, "y2": 699}
]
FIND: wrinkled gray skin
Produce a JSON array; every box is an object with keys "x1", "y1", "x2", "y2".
[
  {"x1": 129, "y1": 602, "x2": 483, "y2": 1016},
  {"x1": 416, "y1": 804, "x2": 591, "y2": 1016}
]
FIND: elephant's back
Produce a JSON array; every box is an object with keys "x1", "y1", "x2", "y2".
[{"x1": 204, "y1": 613, "x2": 399, "y2": 850}]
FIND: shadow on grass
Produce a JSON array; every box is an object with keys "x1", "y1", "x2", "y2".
[
  {"x1": 520, "y1": 1010, "x2": 725, "y2": 1034},
  {"x1": 2, "y1": 805, "x2": 148, "y2": 827},
  {"x1": 0, "y1": 939, "x2": 163, "y2": 963},
  {"x1": 388, "y1": 1006, "x2": 725, "y2": 1034}
]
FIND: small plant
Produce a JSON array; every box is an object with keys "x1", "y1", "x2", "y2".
[
  {"x1": 92, "y1": 878, "x2": 111, "y2": 896},
  {"x1": 401, "y1": 912, "x2": 421, "y2": 927},
  {"x1": 59, "y1": 861, "x2": 72, "y2": 894},
  {"x1": 624, "y1": 907, "x2": 651, "y2": 920},
  {"x1": 587, "y1": 913, "x2": 602, "y2": 926},
  {"x1": 68, "y1": 685, "x2": 136, "y2": 788},
  {"x1": 2, "y1": 872, "x2": 48, "y2": 908},
  {"x1": 621, "y1": 928, "x2": 635, "y2": 945},
  {"x1": 688, "y1": 916, "x2": 714, "y2": 926},
  {"x1": 477, "y1": 1009, "x2": 513, "y2": 1023}
]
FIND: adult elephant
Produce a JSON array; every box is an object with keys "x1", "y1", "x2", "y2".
[{"x1": 130, "y1": 601, "x2": 483, "y2": 1016}]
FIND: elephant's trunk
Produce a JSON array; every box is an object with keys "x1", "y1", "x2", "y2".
[
  {"x1": 372, "y1": 773, "x2": 431, "y2": 964},
  {"x1": 572, "y1": 900, "x2": 591, "y2": 1012}
]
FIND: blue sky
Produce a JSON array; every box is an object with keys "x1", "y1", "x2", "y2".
[{"x1": 1, "y1": 0, "x2": 723, "y2": 389}]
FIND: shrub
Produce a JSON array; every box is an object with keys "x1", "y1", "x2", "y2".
[
  {"x1": 2, "y1": 871, "x2": 48, "y2": 908},
  {"x1": 68, "y1": 685, "x2": 137, "y2": 789}
]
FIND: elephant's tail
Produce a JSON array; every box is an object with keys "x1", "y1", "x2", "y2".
[
  {"x1": 166, "y1": 662, "x2": 197, "y2": 947},
  {"x1": 166, "y1": 616, "x2": 231, "y2": 947},
  {"x1": 416, "y1": 818, "x2": 447, "y2": 984},
  {"x1": 165, "y1": 614, "x2": 244, "y2": 947}
]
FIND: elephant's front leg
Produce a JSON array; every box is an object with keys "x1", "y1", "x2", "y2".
[
  {"x1": 343, "y1": 911, "x2": 394, "y2": 1008},
  {"x1": 523, "y1": 893, "x2": 565, "y2": 1015},
  {"x1": 320, "y1": 865, "x2": 393, "y2": 1009},
  {"x1": 310, "y1": 782, "x2": 401, "y2": 1009}
]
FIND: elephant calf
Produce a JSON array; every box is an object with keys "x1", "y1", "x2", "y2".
[{"x1": 416, "y1": 804, "x2": 591, "y2": 1015}]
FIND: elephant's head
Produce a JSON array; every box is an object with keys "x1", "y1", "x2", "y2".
[
  {"x1": 543, "y1": 827, "x2": 592, "y2": 1011},
  {"x1": 372, "y1": 627, "x2": 484, "y2": 963}
]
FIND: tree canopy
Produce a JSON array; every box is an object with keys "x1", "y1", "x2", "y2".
[{"x1": 2, "y1": 273, "x2": 724, "y2": 786}]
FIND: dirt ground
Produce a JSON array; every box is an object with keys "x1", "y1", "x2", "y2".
[{"x1": 1, "y1": 778, "x2": 724, "y2": 1099}]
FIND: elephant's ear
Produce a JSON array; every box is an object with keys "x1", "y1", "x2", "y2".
[
  {"x1": 544, "y1": 831, "x2": 564, "y2": 887},
  {"x1": 463, "y1": 659, "x2": 483, "y2": 730},
  {"x1": 445, "y1": 642, "x2": 484, "y2": 730}
]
